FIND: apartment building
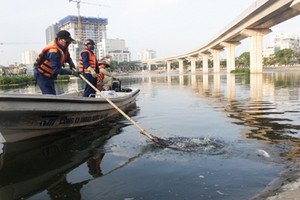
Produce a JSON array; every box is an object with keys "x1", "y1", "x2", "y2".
[
  {"x1": 270, "y1": 33, "x2": 299, "y2": 51},
  {"x1": 99, "y1": 38, "x2": 131, "y2": 62},
  {"x1": 263, "y1": 33, "x2": 300, "y2": 57},
  {"x1": 137, "y1": 49, "x2": 156, "y2": 61}
]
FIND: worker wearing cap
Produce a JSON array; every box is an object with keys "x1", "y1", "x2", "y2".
[
  {"x1": 34, "y1": 30, "x2": 79, "y2": 95},
  {"x1": 97, "y1": 60, "x2": 117, "y2": 91},
  {"x1": 79, "y1": 39, "x2": 99, "y2": 97}
]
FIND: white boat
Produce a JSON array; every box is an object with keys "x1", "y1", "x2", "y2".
[{"x1": 0, "y1": 89, "x2": 140, "y2": 143}]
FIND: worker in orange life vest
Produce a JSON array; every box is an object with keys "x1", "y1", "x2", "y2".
[
  {"x1": 79, "y1": 39, "x2": 99, "y2": 97},
  {"x1": 97, "y1": 60, "x2": 118, "y2": 91},
  {"x1": 34, "y1": 30, "x2": 79, "y2": 95}
]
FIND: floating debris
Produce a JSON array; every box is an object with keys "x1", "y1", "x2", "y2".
[
  {"x1": 216, "y1": 190, "x2": 225, "y2": 195},
  {"x1": 256, "y1": 149, "x2": 270, "y2": 158}
]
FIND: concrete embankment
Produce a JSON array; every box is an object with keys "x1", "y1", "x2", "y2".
[{"x1": 251, "y1": 163, "x2": 300, "y2": 200}]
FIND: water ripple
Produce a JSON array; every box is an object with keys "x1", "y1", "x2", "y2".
[{"x1": 155, "y1": 136, "x2": 226, "y2": 154}]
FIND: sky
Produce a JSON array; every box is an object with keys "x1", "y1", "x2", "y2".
[{"x1": 0, "y1": 0, "x2": 300, "y2": 65}]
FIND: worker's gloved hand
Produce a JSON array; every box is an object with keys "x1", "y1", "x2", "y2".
[
  {"x1": 72, "y1": 70, "x2": 80, "y2": 77},
  {"x1": 88, "y1": 67, "x2": 97, "y2": 78}
]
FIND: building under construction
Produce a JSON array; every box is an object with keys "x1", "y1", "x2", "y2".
[{"x1": 58, "y1": 15, "x2": 108, "y2": 44}]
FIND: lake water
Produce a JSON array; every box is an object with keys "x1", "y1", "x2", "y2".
[{"x1": 0, "y1": 69, "x2": 300, "y2": 200}]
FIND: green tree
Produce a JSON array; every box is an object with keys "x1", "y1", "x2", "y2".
[
  {"x1": 275, "y1": 48, "x2": 294, "y2": 65},
  {"x1": 109, "y1": 61, "x2": 144, "y2": 72},
  {"x1": 238, "y1": 52, "x2": 250, "y2": 67},
  {"x1": 263, "y1": 54, "x2": 276, "y2": 67},
  {"x1": 293, "y1": 51, "x2": 300, "y2": 64}
]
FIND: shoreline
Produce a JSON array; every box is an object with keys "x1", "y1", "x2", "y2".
[{"x1": 250, "y1": 162, "x2": 300, "y2": 199}]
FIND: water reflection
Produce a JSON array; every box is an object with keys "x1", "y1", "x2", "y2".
[
  {"x1": 250, "y1": 73, "x2": 263, "y2": 101},
  {"x1": 179, "y1": 75, "x2": 184, "y2": 87},
  {"x1": 86, "y1": 153, "x2": 105, "y2": 178},
  {"x1": 203, "y1": 73, "x2": 210, "y2": 95},
  {"x1": 191, "y1": 74, "x2": 197, "y2": 89},
  {"x1": 128, "y1": 72, "x2": 300, "y2": 161},
  {"x1": 0, "y1": 105, "x2": 139, "y2": 200},
  {"x1": 213, "y1": 73, "x2": 221, "y2": 97},
  {"x1": 227, "y1": 73, "x2": 236, "y2": 100},
  {"x1": 0, "y1": 125, "x2": 109, "y2": 199}
]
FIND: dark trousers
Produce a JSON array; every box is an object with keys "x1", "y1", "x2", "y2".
[
  {"x1": 34, "y1": 69, "x2": 56, "y2": 95},
  {"x1": 83, "y1": 73, "x2": 97, "y2": 97}
]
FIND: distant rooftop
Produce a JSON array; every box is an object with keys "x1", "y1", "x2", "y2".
[{"x1": 58, "y1": 15, "x2": 108, "y2": 25}]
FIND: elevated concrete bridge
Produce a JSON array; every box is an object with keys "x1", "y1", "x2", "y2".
[{"x1": 143, "y1": 0, "x2": 300, "y2": 73}]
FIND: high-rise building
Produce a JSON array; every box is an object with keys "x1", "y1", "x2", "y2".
[
  {"x1": 21, "y1": 50, "x2": 38, "y2": 65},
  {"x1": 45, "y1": 24, "x2": 59, "y2": 44},
  {"x1": 137, "y1": 49, "x2": 156, "y2": 61},
  {"x1": 99, "y1": 38, "x2": 131, "y2": 62},
  {"x1": 58, "y1": 15, "x2": 108, "y2": 44}
]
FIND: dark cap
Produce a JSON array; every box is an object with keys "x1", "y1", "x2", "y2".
[
  {"x1": 84, "y1": 39, "x2": 95, "y2": 46},
  {"x1": 56, "y1": 30, "x2": 75, "y2": 42}
]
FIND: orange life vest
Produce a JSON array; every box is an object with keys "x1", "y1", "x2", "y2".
[
  {"x1": 97, "y1": 65, "x2": 105, "y2": 81},
  {"x1": 34, "y1": 40, "x2": 67, "y2": 78},
  {"x1": 79, "y1": 49, "x2": 97, "y2": 73}
]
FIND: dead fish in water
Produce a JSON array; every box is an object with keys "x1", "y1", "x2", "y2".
[{"x1": 256, "y1": 149, "x2": 270, "y2": 158}]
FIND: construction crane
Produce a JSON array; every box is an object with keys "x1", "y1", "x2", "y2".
[{"x1": 68, "y1": 0, "x2": 110, "y2": 43}]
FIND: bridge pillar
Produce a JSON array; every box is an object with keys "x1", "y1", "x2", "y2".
[
  {"x1": 241, "y1": 28, "x2": 272, "y2": 73},
  {"x1": 147, "y1": 63, "x2": 151, "y2": 71},
  {"x1": 178, "y1": 59, "x2": 184, "y2": 74},
  {"x1": 166, "y1": 61, "x2": 171, "y2": 72},
  {"x1": 221, "y1": 42, "x2": 240, "y2": 73},
  {"x1": 190, "y1": 57, "x2": 197, "y2": 74},
  {"x1": 210, "y1": 49, "x2": 221, "y2": 73},
  {"x1": 201, "y1": 54, "x2": 209, "y2": 73}
]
